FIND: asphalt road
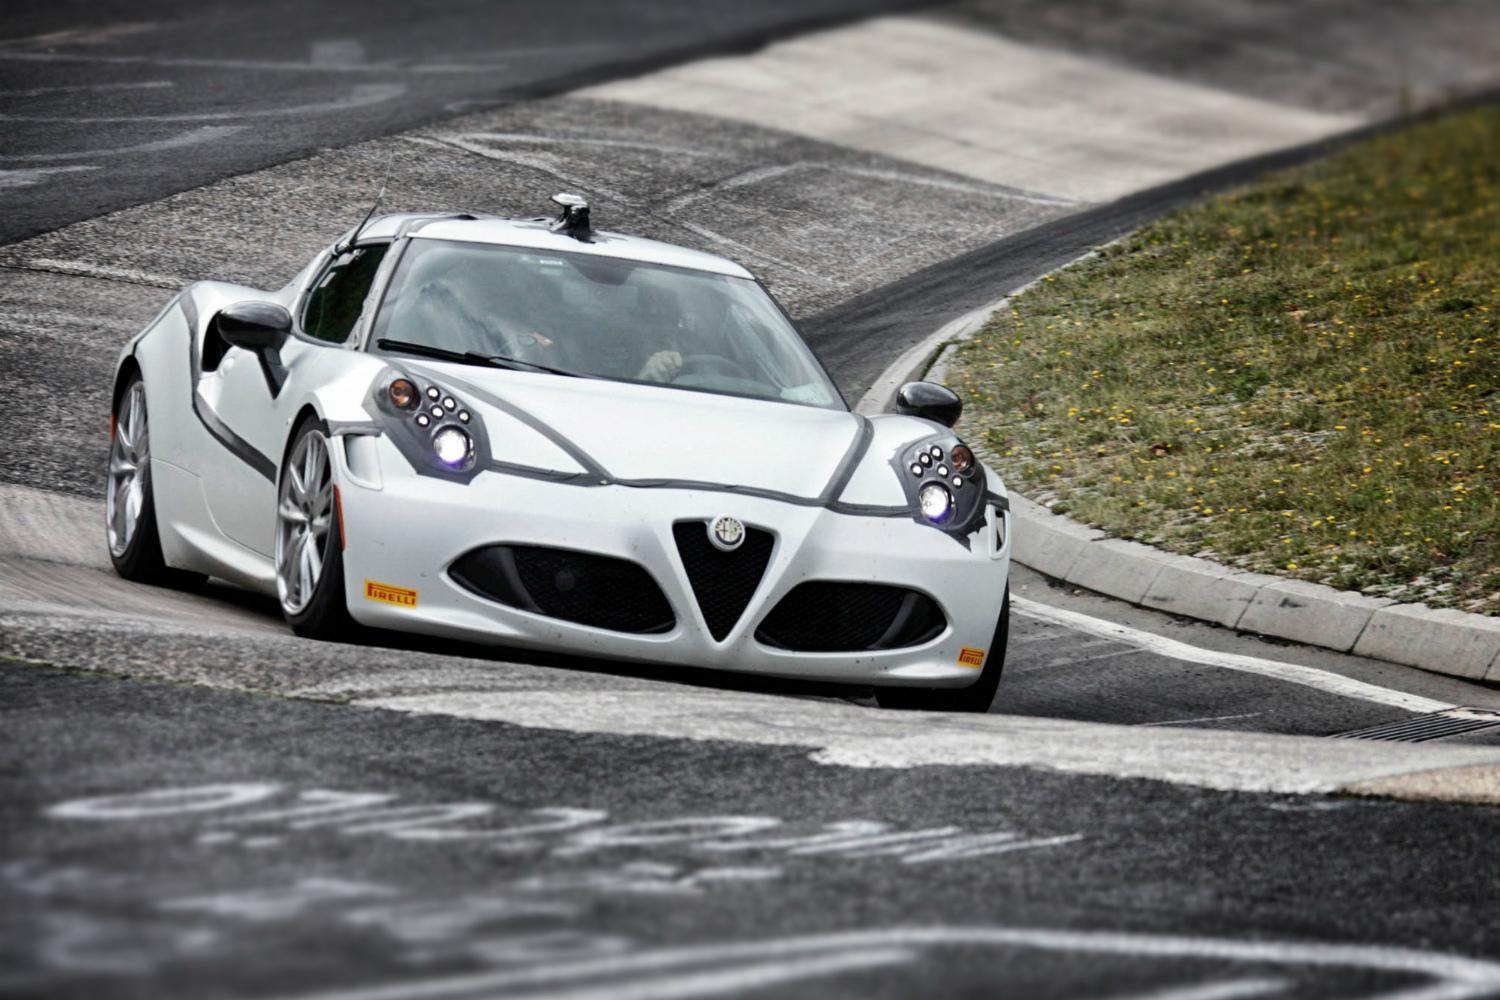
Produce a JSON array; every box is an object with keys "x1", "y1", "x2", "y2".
[
  {"x1": 0, "y1": 0, "x2": 928, "y2": 244},
  {"x1": 6, "y1": 663, "x2": 1500, "y2": 1000}
]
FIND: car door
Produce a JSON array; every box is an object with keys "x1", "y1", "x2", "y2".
[{"x1": 198, "y1": 242, "x2": 390, "y2": 555}]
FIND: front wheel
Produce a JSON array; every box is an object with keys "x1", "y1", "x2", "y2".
[
  {"x1": 875, "y1": 587, "x2": 1009, "y2": 713},
  {"x1": 276, "y1": 417, "x2": 357, "y2": 641},
  {"x1": 106, "y1": 372, "x2": 205, "y2": 589}
]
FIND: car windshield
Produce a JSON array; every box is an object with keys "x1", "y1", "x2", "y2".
[{"x1": 369, "y1": 238, "x2": 843, "y2": 410}]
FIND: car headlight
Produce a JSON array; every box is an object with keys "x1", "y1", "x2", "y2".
[
  {"x1": 898, "y1": 435, "x2": 984, "y2": 537},
  {"x1": 918, "y1": 482, "x2": 954, "y2": 523},
  {"x1": 432, "y1": 426, "x2": 474, "y2": 470},
  {"x1": 369, "y1": 370, "x2": 488, "y2": 483}
]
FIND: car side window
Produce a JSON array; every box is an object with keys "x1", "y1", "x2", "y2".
[{"x1": 301, "y1": 244, "x2": 389, "y2": 344}]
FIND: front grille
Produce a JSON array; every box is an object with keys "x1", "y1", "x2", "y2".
[
  {"x1": 450, "y1": 545, "x2": 674, "y2": 634},
  {"x1": 672, "y1": 521, "x2": 775, "y2": 641},
  {"x1": 756, "y1": 582, "x2": 945, "y2": 652}
]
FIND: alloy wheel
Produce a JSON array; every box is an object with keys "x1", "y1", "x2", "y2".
[
  {"x1": 276, "y1": 430, "x2": 335, "y2": 614},
  {"x1": 106, "y1": 381, "x2": 150, "y2": 558}
]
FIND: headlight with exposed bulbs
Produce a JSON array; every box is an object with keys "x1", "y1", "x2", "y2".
[
  {"x1": 369, "y1": 371, "x2": 488, "y2": 483},
  {"x1": 899, "y1": 437, "x2": 984, "y2": 535}
]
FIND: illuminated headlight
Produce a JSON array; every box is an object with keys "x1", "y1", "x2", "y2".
[
  {"x1": 918, "y1": 483, "x2": 954, "y2": 524},
  {"x1": 432, "y1": 427, "x2": 474, "y2": 470}
]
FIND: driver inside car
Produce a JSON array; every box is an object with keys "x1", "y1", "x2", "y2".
[
  {"x1": 627, "y1": 281, "x2": 763, "y2": 387},
  {"x1": 485, "y1": 273, "x2": 686, "y2": 384},
  {"x1": 630, "y1": 282, "x2": 687, "y2": 383}
]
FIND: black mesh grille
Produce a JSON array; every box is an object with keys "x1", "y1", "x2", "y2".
[
  {"x1": 672, "y1": 521, "x2": 775, "y2": 642},
  {"x1": 449, "y1": 545, "x2": 674, "y2": 634},
  {"x1": 756, "y1": 582, "x2": 946, "y2": 652}
]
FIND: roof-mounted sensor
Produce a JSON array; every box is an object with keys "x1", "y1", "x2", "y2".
[{"x1": 549, "y1": 192, "x2": 591, "y2": 242}]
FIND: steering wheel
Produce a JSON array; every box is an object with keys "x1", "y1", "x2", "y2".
[{"x1": 676, "y1": 353, "x2": 755, "y2": 382}]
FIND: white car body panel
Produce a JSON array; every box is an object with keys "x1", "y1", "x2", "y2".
[
  {"x1": 111, "y1": 212, "x2": 1012, "y2": 688},
  {"x1": 446, "y1": 370, "x2": 868, "y2": 497}
]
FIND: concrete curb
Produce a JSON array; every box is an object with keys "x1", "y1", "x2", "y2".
[{"x1": 856, "y1": 293, "x2": 1500, "y2": 688}]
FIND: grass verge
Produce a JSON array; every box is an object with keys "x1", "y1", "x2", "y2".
[{"x1": 949, "y1": 104, "x2": 1500, "y2": 614}]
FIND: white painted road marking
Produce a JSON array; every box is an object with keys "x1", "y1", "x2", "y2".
[
  {"x1": 9, "y1": 257, "x2": 185, "y2": 287},
  {"x1": 0, "y1": 80, "x2": 174, "y2": 98},
  {"x1": 45, "y1": 783, "x2": 1077, "y2": 865},
  {"x1": 1119, "y1": 980, "x2": 1289, "y2": 1000},
  {"x1": 0, "y1": 125, "x2": 246, "y2": 162},
  {"x1": 46, "y1": 783, "x2": 280, "y2": 820},
  {"x1": 261, "y1": 926, "x2": 1500, "y2": 1000},
  {"x1": 0, "y1": 83, "x2": 405, "y2": 122},
  {"x1": 357, "y1": 686, "x2": 1500, "y2": 795},
  {"x1": 494, "y1": 950, "x2": 916, "y2": 1000},
  {"x1": 1141, "y1": 713, "x2": 1264, "y2": 729},
  {"x1": 0, "y1": 166, "x2": 97, "y2": 191},
  {"x1": 1012, "y1": 595, "x2": 1451, "y2": 714}
]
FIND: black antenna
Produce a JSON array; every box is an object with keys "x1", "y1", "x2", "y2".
[
  {"x1": 549, "y1": 192, "x2": 592, "y2": 242},
  {"x1": 336, "y1": 151, "x2": 394, "y2": 255}
]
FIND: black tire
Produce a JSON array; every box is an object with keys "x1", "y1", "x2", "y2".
[
  {"x1": 277, "y1": 416, "x2": 359, "y2": 642},
  {"x1": 106, "y1": 372, "x2": 206, "y2": 589},
  {"x1": 875, "y1": 587, "x2": 1009, "y2": 713}
]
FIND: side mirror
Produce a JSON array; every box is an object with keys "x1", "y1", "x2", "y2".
[
  {"x1": 214, "y1": 301, "x2": 291, "y2": 352},
  {"x1": 895, "y1": 381, "x2": 962, "y2": 427},
  {"x1": 212, "y1": 301, "x2": 292, "y2": 396}
]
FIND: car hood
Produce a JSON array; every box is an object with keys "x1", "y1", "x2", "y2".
[{"x1": 436, "y1": 368, "x2": 869, "y2": 500}]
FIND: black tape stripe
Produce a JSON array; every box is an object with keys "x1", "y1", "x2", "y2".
[
  {"x1": 327, "y1": 420, "x2": 384, "y2": 437},
  {"x1": 474, "y1": 458, "x2": 914, "y2": 517},
  {"x1": 487, "y1": 460, "x2": 599, "y2": 486},
  {"x1": 179, "y1": 292, "x2": 278, "y2": 482},
  {"x1": 818, "y1": 414, "x2": 873, "y2": 504},
  {"x1": 410, "y1": 363, "x2": 967, "y2": 519},
  {"x1": 426, "y1": 367, "x2": 611, "y2": 479}
]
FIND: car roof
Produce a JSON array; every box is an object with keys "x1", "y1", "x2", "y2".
[{"x1": 356, "y1": 213, "x2": 755, "y2": 280}]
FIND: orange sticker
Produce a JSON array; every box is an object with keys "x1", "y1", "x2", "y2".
[
  {"x1": 957, "y1": 647, "x2": 986, "y2": 668},
  {"x1": 365, "y1": 580, "x2": 418, "y2": 608}
]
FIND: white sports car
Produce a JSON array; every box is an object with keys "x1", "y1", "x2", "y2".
[{"x1": 106, "y1": 194, "x2": 1013, "y2": 710}]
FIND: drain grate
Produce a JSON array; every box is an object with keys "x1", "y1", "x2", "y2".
[{"x1": 1332, "y1": 706, "x2": 1500, "y2": 743}]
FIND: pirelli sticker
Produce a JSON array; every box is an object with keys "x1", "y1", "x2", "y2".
[
  {"x1": 365, "y1": 580, "x2": 418, "y2": 609},
  {"x1": 957, "y1": 647, "x2": 986, "y2": 669}
]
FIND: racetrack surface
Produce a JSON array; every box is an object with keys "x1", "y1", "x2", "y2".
[
  {"x1": 6, "y1": 3, "x2": 1500, "y2": 997},
  {"x1": 0, "y1": 0, "x2": 930, "y2": 244},
  {"x1": 8, "y1": 663, "x2": 1500, "y2": 1000}
]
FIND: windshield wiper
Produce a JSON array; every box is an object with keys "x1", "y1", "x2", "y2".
[
  {"x1": 480, "y1": 353, "x2": 590, "y2": 379},
  {"x1": 376, "y1": 338, "x2": 586, "y2": 378},
  {"x1": 376, "y1": 338, "x2": 511, "y2": 370}
]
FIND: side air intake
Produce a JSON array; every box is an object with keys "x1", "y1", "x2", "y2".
[
  {"x1": 756, "y1": 582, "x2": 945, "y2": 652},
  {"x1": 450, "y1": 545, "x2": 674, "y2": 634}
]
